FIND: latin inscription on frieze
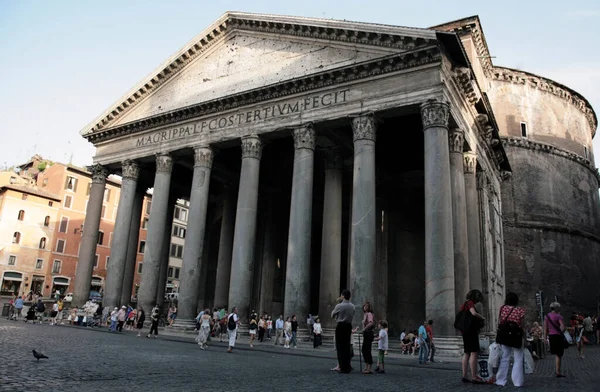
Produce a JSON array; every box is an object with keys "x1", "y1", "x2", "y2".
[{"x1": 135, "y1": 89, "x2": 350, "y2": 147}]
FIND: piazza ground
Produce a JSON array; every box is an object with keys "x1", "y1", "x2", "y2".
[{"x1": 1, "y1": 318, "x2": 598, "y2": 391}]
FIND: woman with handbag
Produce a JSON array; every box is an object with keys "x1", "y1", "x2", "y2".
[
  {"x1": 495, "y1": 292, "x2": 526, "y2": 387},
  {"x1": 544, "y1": 302, "x2": 567, "y2": 378},
  {"x1": 458, "y1": 289, "x2": 486, "y2": 384}
]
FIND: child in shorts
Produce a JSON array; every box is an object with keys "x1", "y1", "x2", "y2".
[{"x1": 374, "y1": 320, "x2": 388, "y2": 373}]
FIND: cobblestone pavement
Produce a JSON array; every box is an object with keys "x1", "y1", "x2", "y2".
[{"x1": 1, "y1": 318, "x2": 598, "y2": 391}]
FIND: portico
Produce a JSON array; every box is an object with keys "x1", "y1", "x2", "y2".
[{"x1": 78, "y1": 12, "x2": 510, "y2": 335}]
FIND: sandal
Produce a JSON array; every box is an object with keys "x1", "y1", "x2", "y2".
[
  {"x1": 471, "y1": 377, "x2": 485, "y2": 384},
  {"x1": 330, "y1": 367, "x2": 340, "y2": 371}
]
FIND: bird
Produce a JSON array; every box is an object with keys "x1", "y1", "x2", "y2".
[{"x1": 32, "y1": 350, "x2": 48, "y2": 361}]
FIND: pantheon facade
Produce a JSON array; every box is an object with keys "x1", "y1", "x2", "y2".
[{"x1": 74, "y1": 13, "x2": 598, "y2": 335}]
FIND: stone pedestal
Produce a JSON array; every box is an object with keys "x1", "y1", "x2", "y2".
[
  {"x1": 213, "y1": 186, "x2": 236, "y2": 308},
  {"x1": 421, "y1": 99, "x2": 455, "y2": 336},
  {"x1": 156, "y1": 197, "x2": 176, "y2": 306},
  {"x1": 449, "y1": 129, "x2": 469, "y2": 312},
  {"x1": 105, "y1": 160, "x2": 139, "y2": 309},
  {"x1": 138, "y1": 153, "x2": 173, "y2": 313},
  {"x1": 72, "y1": 165, "x2": 107, "y2": 307},
  {"x1": 349, "y1": 114, "x2": 377, "y2": 325},
  {"x1": 318, "y1": 147, "x2": 343, "y2": 328},
  {"x1": 228, "y1": 135, "x2": 262, "y2": 322},
  {"x1": 284, "y1": 125, "x2": 315, "y2": 318},
  {"x1": 464, "y1": 152, "x2": 482, "y2": 291},
  {"x1": 178, "y1": 146, "x2": 214, "y2": 320},
  {"x1": 120, "y1": 188, "x2": 144, "y2": 306}
]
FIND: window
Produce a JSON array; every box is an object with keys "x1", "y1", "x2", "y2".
[
  {"x1": 93, "y1": 254, "x2": 99, "y2": 269},
  {"x1": 56, "y1": 239, "x2": 66, "y2": 253},
  {"x1": 520, "y1": 122, "x2": 527, "y2": 138},
  {"x1": 137, "y1": 263, "x2": 143, "y2": 274},
  {"x1": 52, "y1": 260, "x2": 61, "y2": 273},
  {"x1": 139, "y1": 241, "x2": 146, "y2": 253},
  {"x1": 12, "y1": 232, "x2": 21, "y2": 244},
  {"x1": 145, "y1": 201, "x2": 152, "y2": 215},
  {"x1": 101, "y1": 205, "x2": 106, "y2": 218},
  {"x1": 174, "y1": 207, "x2": 188, "y2": 222},
  {"x1": 39, "y1": 237, "x2": 46, "y2": 249},
  {"x1": 8, "y1": 255, "x2": 16, "y2": 266},
  {"x1": 172, "y1": 225, "x2": 186, "y2": 238},
  {"x1": 22, "y1": 193, "x2": 28, "y2": 200},
  {"x1": 168, "y1": 267, "x2": 174, "y2": 278},
  {"x1": 64, "y1": 195, "x2": 73, "y2": 209},
  {"x1": 97, "y1": 231, "x2": 104, "y2": 245},
  {"x1": 584, "y1": 146, "x2": 589, "y2": 159},
  {"x1": 17, "y1": 210, "x2": 25, "y2": 221},
  {"x1": 106, "y1": 256, "x2": 110, "y2": 267},
  {"x1": 10, "y1": 176, "x2": 16, "y2": 184},
  {"x1": 43, "y1": 216, "x2": 50, "y2": 227},
  {"x1": 104, "y1": 188, "x2": 111, "y2": 202},
  {"x1": 59, "y1": 216, "x2": 69, "y2": 233},
  {"x1": 142, "y1": 218, "x2": 149, "y2": 229},
  {"x1": 35, "y1": 259, "x2": 43, "y2": 269},
  {"x1": 170, "y1": 244, "x2": 184, "y2": 258},
  {"x1": 48, "y1": 201, "x2": 53, "y2": 207},
  {"x1": 65, "y1": 176, "x2": 78, "y2": 191},
  {"x1": 174, "y1": 268, "x2": 180, "y2": 279}
]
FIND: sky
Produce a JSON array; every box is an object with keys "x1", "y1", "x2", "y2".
[{"x1": 0, "y1": 0, "x2": 599, "y2": 168}]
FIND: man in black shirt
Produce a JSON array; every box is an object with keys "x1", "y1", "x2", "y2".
[{"x1": 291, "y1": 315, "x2": 299, "y2": 348}]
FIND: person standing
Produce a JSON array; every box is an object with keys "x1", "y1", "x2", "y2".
[
  {"x1": 582, "y1": 314, "x2": 593, "y2": 345},
  {"x1": 458, "y1": 289, "x2": 486, "y2": 384},
  {"x1": 331, "y1": 289, "x2": 356, "y2": 374},
  {"x1": 360, "y1": 302, "x2": 376, "y2": 374},
  {"x1": 266, "y1": 316, "x2": 273, "y2": 341},
  {"x1": 374, "y1": 320, "x2": 388, "y2": 373},
  {"x1": 227, "y1": 306, "x2": 239, "y2": 353},
  {"x1": 147, "y1": 303, "x2": 160, "y2": 338},
  {"x1": 495, "y1": 292, "x2": 526, "y2": 387},
  {"x1": 274, "y1": 315, "x2": 284, "y2": 345},
  {"x1": 418, "y1": 320, "x2": 429, "y2": 364},
  {"x1": 258, "y1": 316, "x2": 266, "y2": 343},
  {"x1": 248, "y1": 314, "x2": 258, "y2": 347},
  {"x1": 545, "y1": 302, "x2": 566, "y2": 377},
  {"x1": 136, "y1": 307, "x2": 145, "y2": 337},
  {"x1": 307, "y1": 314, "x2": 314, "y2": 341},
  {"x1": 49, "y1": 302, "x2": 59, "y2": 326},
  {"x1": 117, "y1": 306, "x2": 127, "y2": 332},
  {"x1": 196, "y1": 309, "x2": 213, "y2": 349},
  {"x1": 284, "y1": 317, "x2": 292, "y2": 349},
  {"x1": 313, "y1": 317, "x2": 323, "y2": 348},
  {"x1": 109, "y1": 307, "x2": 118, "y2": 332},
  {"x1": 426, "y1": 320, "x2": 435, "y2": 363},
  {"x1": 290, "y1": 315, "x2": 299, "y2": 348},
  {"x1": 57, "y1": 298, "x2": 64, "y2": 324},
  {"x1": 168, "y1": 303, "x2": 177, "y2": 327}
]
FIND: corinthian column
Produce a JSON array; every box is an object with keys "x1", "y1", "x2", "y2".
[
  {"x1": 228, "y1": 135, "x2": 262, "y2": 322},
  {"x1": 178, "y1": 146, "x2": 214, "y2": 320},
  {"x1": 284, "y1": 125, "x2": 316, "y2": 319},
  {"x1": 318, "y1": 147, "x2": 343, "y2": 328},
  {"x1": 72, "y1": 164, "x2": 107, "y2": 307},
  {"x1": 449, "y1": 129, "x2": 469, "y2": 311},
  {"x1": 138, "y1": 153, "x2": 173, "y2": 313},
  {"x1": 213, "y1": 186, "x2": 237, "y2": 308},
  {"x1": 421, "y1": 99, "x2": 455, "y2": 336},
  {"x1": 464, "y1": 152, "x2": 482, "y2": 290},
  {"x1": 104, "y1": 160, "x2": 139, "y2": 309},
  {"x1": 349, "y1": 114, "x2": 377, "y2": 324}
]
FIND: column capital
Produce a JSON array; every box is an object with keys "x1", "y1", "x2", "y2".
[
  {"x1": 448, "y1": 128, "x2": 464, "y2": 153},
  {"x1": 351, "y1": 114, "x2": 376, "y2": 142},
  {"x1": 292, "y1": 124, "x2": 316, "y2": 150},
  {"x1": 193, "y1": 145, "x2": 214, "y2": 168},
  {"x1": 322, "y1": 147, "x2": 343, "y2": 170},
  {"x1": 122, "y1": 160, "x2": 140, "y2": 180},
  {"x1": 420, "y1": 99, "x2": 450, "y2": 131},
  {"x1": 241, "y1": 134, "x2": 262, "y2": 160},
  {"x1": 155, "y1": 153, "x2": 173, "y2": 173},
  {"x1": 87, "y1": 164, "x2": 108, "y2": 184},
  {"x1": 463, "y1": 151, "x2": 477, "y2": 174}
]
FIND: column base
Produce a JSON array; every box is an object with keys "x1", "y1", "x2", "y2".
[
  {"x1": 171, "y1": 319, "x2": 198, "y2": 331},
  {"x1": 432, "y1": 336, "x2": 465, "y2": 357}
]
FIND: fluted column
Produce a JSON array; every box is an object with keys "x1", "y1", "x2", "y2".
[
  {"x1": 73, "y1": 164, "x2": 107, "y2": 307},
  {"x1": 120, "y1": 187, "x2": 145, "y2": 306},
  {"x1": 421, "y1": 99, "x2": 455, "y2": 336},
  {"x1": 213, "y1": 186, "x2": 237, "y2": 308},
  {"x1": 156, "y1": 197, "x2": 176, "y2": 306},
  {"x1": 178, "y1": 146, "x2": 214, "y2": 320},
  {"x1": 284, "y1": 125, "x2": 316, "y2": 318},
  {"x1": 138, "y1": 153, "x2": 173, "y2": 313},
  {"x1": 349, "y1": 114, "x2": 377, "y2": 325},
  {"x1": 104, "y1": 160, "x2": 139, "y2": 309},
  {"x1": 465, "y1": 153, "x2": 482, "y2": 290},
  {"x1": 449, "y1": 128, "x2": 470, "y2": 313},
  {"x1": 228, "y1": 135, "x2": 262, "y2": 322},
  {"x1": 318, "y1": 147, "x2": 343, "y2": 328}
]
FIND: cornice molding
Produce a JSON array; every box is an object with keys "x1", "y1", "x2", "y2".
[
  {"x1": 85, "y1": 46, "x2": 441, "y2": 144},
  {"x1": 491, "y1": 67, "x2": 597, "y2": 135},
  {"x1": 83, "y1": 14, "x2": 438, "y2": 137},
  {"x1": 501, "y1": 137, "x2": 600, "y2": 187}
]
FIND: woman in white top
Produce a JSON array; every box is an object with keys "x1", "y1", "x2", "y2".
[
  {"x1": 313, "y1": 317, "x2": 323, "y2": 348},
  {"x1": 284, "y1": 317, "x2": 292, "y2": 349},
  {"x1": 50, "y1": 302, "x2": 59, "y2": 326},
  {"x1": 195, "y1": 309, "x2": 213, "y2": 349}
]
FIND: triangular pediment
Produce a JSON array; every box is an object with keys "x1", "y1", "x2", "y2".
[{"x1": 82, "y1": 11, "x2": 438, "y2": 136}]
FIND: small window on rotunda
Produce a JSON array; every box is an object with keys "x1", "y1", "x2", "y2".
[{"x1": 520, "y1": 122, "x2": 527, "y2": 138}]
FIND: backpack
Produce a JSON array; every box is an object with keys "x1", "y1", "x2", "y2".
[
  {"x1": 37, "y1": 302, "x2": 46, "y2": 313},
  {"x1": 495, "y1": 306, "x2": 523, "y2": 348},
  {"x1": 227, "y1": 314, "x2": 237, "y2": 330}
]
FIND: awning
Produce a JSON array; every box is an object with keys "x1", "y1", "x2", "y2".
[
  {"x1": 2, "y1": 272, "x2": 23, "y2": 281},
  {"x1": 91, "y1": 277, "x2": 103, "y2": 285},
  {"x1": 53, "y1": 277, "x2": 69, "y2": 286},
  {"x1": 166, "y1": 283, "x2": 174, "y2": 288},
  {"x1": 32, "y1": 276, "x2": 45, "y2": 281}
]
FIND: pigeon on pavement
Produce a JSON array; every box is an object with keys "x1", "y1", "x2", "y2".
[{"x1": 32, "y1": 350, "x2": 49, "y2": 361}]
